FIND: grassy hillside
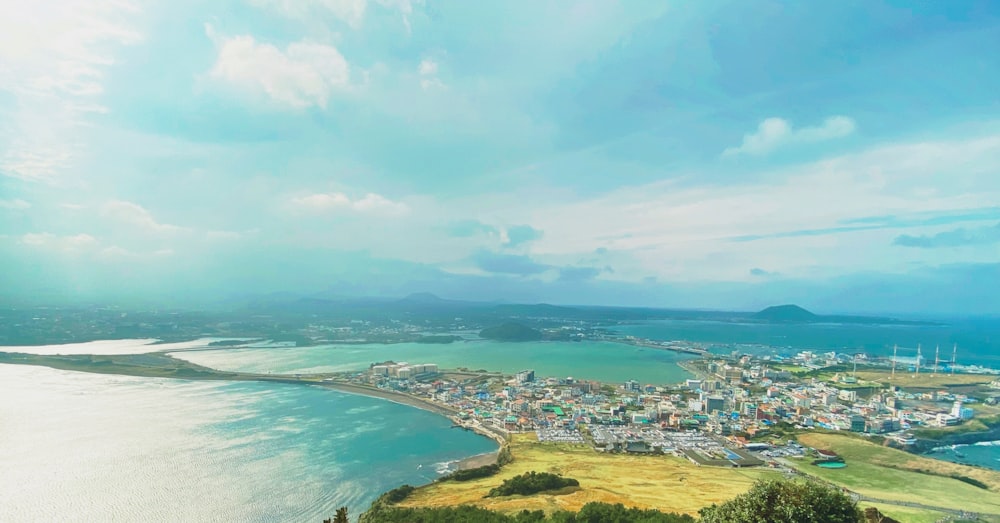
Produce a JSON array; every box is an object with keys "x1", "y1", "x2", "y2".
[
  {"x1": 791, "y1": 432, "x2": 1000, "y2": 514},
  {"x1": 399, "y1": 433, "x2": 778, "y2": 516},
  {"x1": 852, "y1": 370, "x2": 993, "y2": 388}
]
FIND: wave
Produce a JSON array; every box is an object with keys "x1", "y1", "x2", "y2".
[{"x1": 434, "y1": 459, "x2": 461, "y2": 475}]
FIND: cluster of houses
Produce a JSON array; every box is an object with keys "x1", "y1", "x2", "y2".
[{"x1": 350, "y1": 350, "x2": 982, "y2": 455}]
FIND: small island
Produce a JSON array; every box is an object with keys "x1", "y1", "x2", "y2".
[
  {"x1": 479, "y1": 323, "x2": 544, "y2": 342},
  {"x1": 752, "y1": 304, "x2": 939, "y2": 326},
  {"x1": 753, "y1": 304, "x2": 818, "y2": 322}
]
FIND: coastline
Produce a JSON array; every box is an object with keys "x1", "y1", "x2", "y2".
[
  {"x1": 0, "y1": 353, "x2": 505, "y2": 473},
  {"x1": 314, "y1": 381, "x2": 459, "y2": 418},
  {"x1": 315, "y1": 381, "x2": 506, "y2": 472},
  {"x1": 455, "y1": 450, "x2": 501, "y2": 470}
]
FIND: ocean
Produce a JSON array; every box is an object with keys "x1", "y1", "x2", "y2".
[
  {"x1": 0, "y1": 364, "x2": 496, "y2": 522},
  {"x1": 168, "y1": 339, "x2": 696, "y2": 386},
  {"x1": 5, "y1": 317, "x2": 1000, "y2": 521},
  {"x1": 613, "y1": 318, "x2": 1000, "y2": 368},
  {"x1": 928, "y1": 442, "x2": 1000, "y2": 470}
]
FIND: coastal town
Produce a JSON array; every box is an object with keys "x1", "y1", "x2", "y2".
[{"x1": 320, "y1": 343, "x2": 1000, "y2": 471}]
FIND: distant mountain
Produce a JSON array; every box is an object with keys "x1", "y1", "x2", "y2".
[
  {"x1": 752, "y1": 304, "x2": 939, "y2": 326},
  {"x1": 480, "y1": 322, "x2": 543, "y2": 342},
  {"x1": 754, "y1": 304, "x2": 819, "y2": 322},
  {"x1": 397, "y1": 293, "x2": 454, "y2": 304}
]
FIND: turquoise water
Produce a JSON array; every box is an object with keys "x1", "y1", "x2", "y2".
[
  {"x1": 0, "y1": 364, "x2": 496, "y2": 522},
  {"x1": 614, "y1": 318, "x2": 1000, "y2": 367},
  {"x1": 170, "y1": 340, "x2": 695, "y2": 385},
  {"x1": 925, "y1": 443, "x2": 1000, "y2": 472}
]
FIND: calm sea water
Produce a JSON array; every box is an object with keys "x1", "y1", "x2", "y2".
[
  {"x1": 614, "y1": 318, "x2": 1000, "y2": 368},
  {"x1": 927, "y1": 443, "x2": 1000, "y2": 470},
  {"x1": 0, "y1": 364, "x2": 495, "y2": 522},
  {"x1": 169, "y1": 340, "x2": 695, "y2": 385}
]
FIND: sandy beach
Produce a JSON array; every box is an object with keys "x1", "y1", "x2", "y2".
[
  {"x1": 314, "y1": 381, "x2": 460, "y2": 417},
  {"x1": 456, "y1": 451, "x2": 500, "y2": 470}
]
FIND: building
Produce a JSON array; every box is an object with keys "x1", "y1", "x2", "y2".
[
  {"x1": 516, "y1": 369, "x2": 535, "y2": 384},
  {"x1": 850, "y1": 415, "x2": 866, "y2": 432},
  {"x1": 951, "y1": 400, "x2": 974, "y2": 420},
  {"x1": 719, "y1": 366, "x2": 743, "y2": 385},
  {"x1": 706, "y1": 396, "x2": 725, "y2": 414},
  {"x1": 937, "y1": 413, "x2": 959, "y2": 426},
  {"x1": 838, "y1": 390, "x2": 858, "y2": 402}
]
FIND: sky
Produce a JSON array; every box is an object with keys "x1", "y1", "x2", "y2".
[{"x1": 1, "y1": 0, "x2": 999, "y2": 315}]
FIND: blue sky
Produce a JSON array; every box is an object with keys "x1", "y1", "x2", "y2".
[{"x1": 1, "y1": 0, "x2": 999, "y2": 314}]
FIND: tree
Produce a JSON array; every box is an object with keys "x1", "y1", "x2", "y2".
[
  {"x1": 333, "y1": 506, "x2": 348, "y2": 523},
  {"x1": 699, "y1": 480, "x2": 862, "y2": 523}
]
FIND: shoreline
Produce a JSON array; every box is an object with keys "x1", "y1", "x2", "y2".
[
  {"x1": 314, "y1": 381, "x2": 460, "y2": 418},
  {"x1": 0, "y1": 353, "x2": 506, "y2": 484},
  {"x1": 455, "y1": 450, "x2": 501, "y2": 470},
  {"x1": 312, "y1": 381, "x2": 506, "y2": 471}
]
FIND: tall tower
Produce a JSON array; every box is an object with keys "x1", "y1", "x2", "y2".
[
  {"x1": 915, "y1": 344, "x2": 922, "y2": 376},
  {"x1": 952, "y1": 344, "x2": 958, "y2": 375},
  {"x1": 934, "y1": 345, "x2": 940, "y2": 376}
]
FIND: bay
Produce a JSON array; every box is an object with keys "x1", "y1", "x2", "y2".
[
  {"x1": 614, "y1": 318, "x2": 1000, "y2": 367},
  {"x1": 169, "y1": 339, "x2": 695, "y2": 385},
  {"x1": 0, "y1": 364, "x2": 495, "y2": 522}
]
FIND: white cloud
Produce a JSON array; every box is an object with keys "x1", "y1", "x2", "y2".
[
  {"x1": 417, "y1": 58, "x2": 445, "y2": 90},
  {"x1": 247, "y1": 0, "x2": 420, "y2": 30},
  {"x1": 503, "y1": 131, "x2": 1000, "y2": 281},
  {"x1": 98, "y1": 245, "x2": 174, "y2": 259},
  {"x1": 20, "y1": 232, "x2": 98, "y2": 251},
  {"x1": 723, "y1": 116, "x2": 856, "y2": 156},
  {"x1": 375, "y1": 0, "x2": 418, "y2": 33},
  {"x1": 0, "y1": 199, "x2": 31, "y2": 210},
  {"x1": 418, "y1": 59, "x2": 438, "y2": 76},
  {"x1": 249, "y1": 0, "x2": 367, "y2": 27},
  {"x1": 101, "y1": 200, "x2": 185, "y2": 234},
  {"x1": 293, "y1": 192, "x2": 351, "y2": 209},
  {"x1": 353, "y1": 193, "x2": 409, "y2": 214},
  {"x1": 0, "y1": 0, "x2": 142, "y2": 182},
  {"x1": 208, "y1": 29, "x2": 350, "y2": 109},
  {"x1": 291, "y1": 192, "x2": 409, "y2": 214}
]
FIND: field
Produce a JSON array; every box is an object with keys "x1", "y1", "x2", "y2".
[
  {"x1": 791, "y1": 432, "x2": 1000, "y2": 515},
  {"x1": 399, "y1": 433, "x2": 779, "y2": 516},
  {"x1": 852, "y1": 370, "x2": 993, "y2": 388},
  {"x1": 857, "y1": 503, "x2": 948, "y2": 523}
]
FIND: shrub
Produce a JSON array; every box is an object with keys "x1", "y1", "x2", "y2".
[{"x1": 486, "y1": 471, "x2": 579, "y2": 498}]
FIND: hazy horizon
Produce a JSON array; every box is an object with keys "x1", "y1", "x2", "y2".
[{"x1": 2, "y1": 1, "x2": 999, "y2": 315}]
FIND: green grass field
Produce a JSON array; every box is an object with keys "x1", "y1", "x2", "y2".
[
  {"x1": 857, "y1": 502, "x2": 948, "y2": 523},
  {"x1": 792, "y1": 432, "x2": 1000, "y2": 515}
]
